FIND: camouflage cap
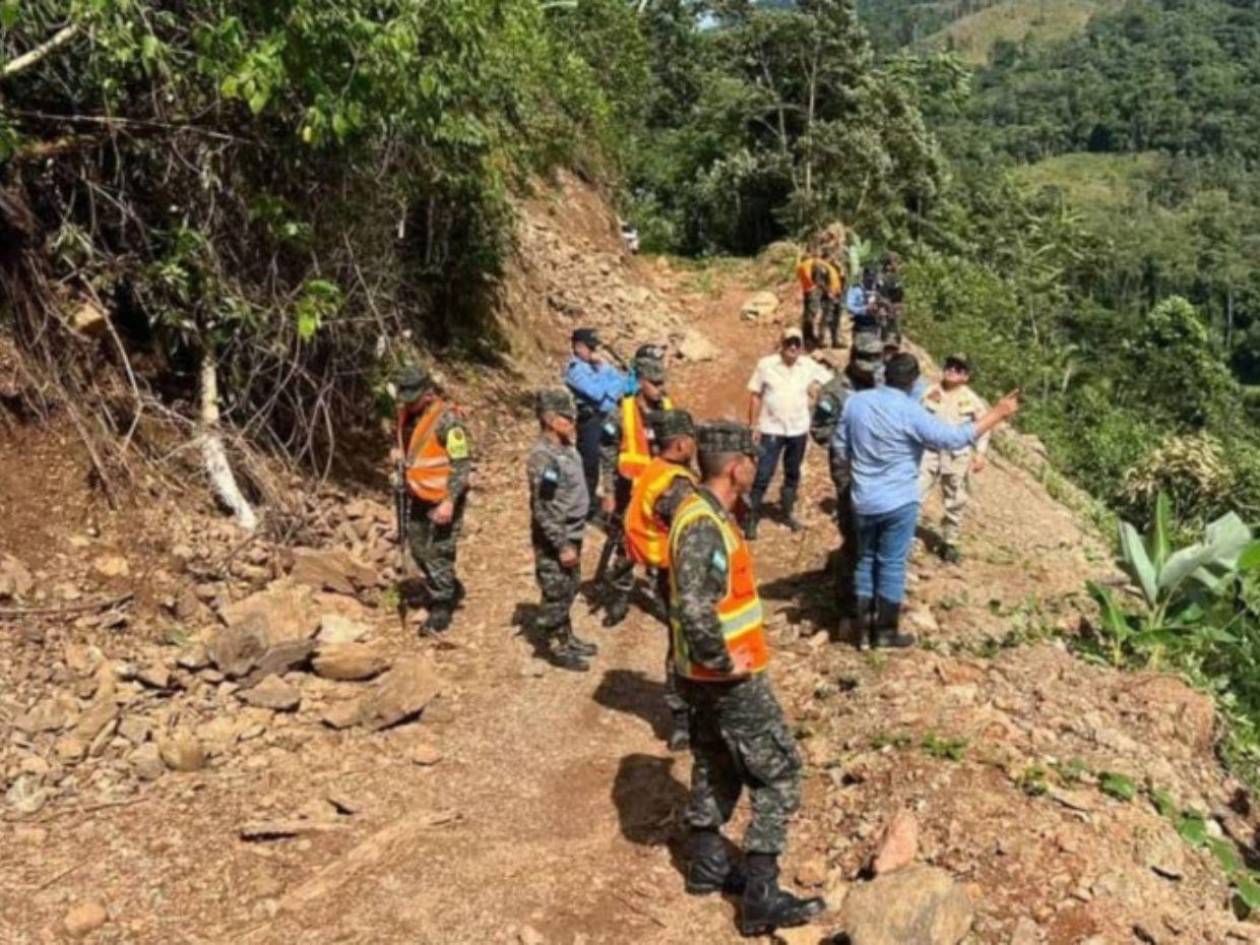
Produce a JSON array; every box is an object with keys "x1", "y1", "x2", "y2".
[
  {"x1": 851, "y1": 332, "x2": 884, "y2": 370},
  {"x1": 634, "y1": 355, "x2": 667, "y2": 384},
  {"x1": 536, "y1": 387, "x2": 577, "y2": 420},
  {"x1": 395, "y1": 365, "x2": 432, "y2": 402},
  {"x1": 651, "y1": 409, "x2": 696, "y2": 443},
  {"x1": 695, "y1": 420, "x2": 757, "y2": 459}
]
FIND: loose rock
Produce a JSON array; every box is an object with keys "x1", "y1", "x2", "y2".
[
  {"x1": 238, "y1": 675, "x2": 301, "y2": 712},
  {"x1": 872, "y1": 809, "x2": 919, "y2": 875},
  {"x1": 63, "y1": 901, "x2": 108, "y2": 939},
  {"x1": 313, "y1": 643, "x2": 390, "y2": 682},
  {"x1": 159, "y1": 733, "x2": 207, "y2": 772},
  {"x1": 840, "y1": 865, "x2": 974, "y2": 945}
]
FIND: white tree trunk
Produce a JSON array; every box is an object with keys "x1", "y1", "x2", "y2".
[
  {"x1": 199, "y1": 347, "x2": 258, "y2": 532},
  {"x1": 1, "y1": 22, "x2": 81, "y2": 79}
]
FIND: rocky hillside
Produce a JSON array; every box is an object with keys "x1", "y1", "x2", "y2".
[{"x1": 1, "y1": 176, "x2": 1257, "y2": 945}]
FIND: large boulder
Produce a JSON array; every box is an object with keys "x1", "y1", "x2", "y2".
[
  {"x1": 289, "y1": 548, "x2": 379, "y2": 596},
  {"x1": 677, "y1": 329, "x2": 720, "y2": 363},
  {"x1": 322, "y1": 655, "x2": 441, "y2": 730},
  {"x1": 840, "y1": 866, "x2": 974, "y2": 945},
  {"x1": 220, "y1": 580, "x2": 320, "y2": 644},
  {"x1": 313, "y1": 643, "x2": 390, "y2": 682}
]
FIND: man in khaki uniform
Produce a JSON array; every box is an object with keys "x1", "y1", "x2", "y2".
[{"x1": 917, "y1": 354, "x2": 989, "y2": 564}]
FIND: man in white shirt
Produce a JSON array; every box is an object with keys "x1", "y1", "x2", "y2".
[{"x1": 744, "y1": 327, "x2": 833, "y2": 539}]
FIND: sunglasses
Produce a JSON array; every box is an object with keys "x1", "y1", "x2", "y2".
[{"x1": 783, "y1": 339, "x2": 802, "y2": 349}]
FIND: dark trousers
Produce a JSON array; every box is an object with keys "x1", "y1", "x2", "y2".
[
  {"x1": 577, "y1": 413, "x2": 603, "y2": 512},
  {"x1": 751, "y1": 434, "x2": 807, "y2": 507}
]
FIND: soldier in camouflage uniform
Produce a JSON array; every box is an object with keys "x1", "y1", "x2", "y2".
[
  {"x1": 809, "y1": 334, "x2": 883, "y2": 621},
  {"x1": 395, "y1": 367, "x2": 472, "y2": 633},
  {"x1": 670, "y1": 421, "x2": 824, "y2": 937},
  {"x1": 527, "y1": 389, "x2": 598, "y2": 672},
  {"x1": 597, "y1": 352, "x2": 671, "y2": 626}
]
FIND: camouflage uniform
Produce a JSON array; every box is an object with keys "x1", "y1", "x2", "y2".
[
  {"x1": 398, "y1": 382, "x2": 472, "y2": 613},
  {"x1": 528, "y1": 431, "x2": 589, "y2": 637},
  {"x1": 917, "y1": 367, "x2": 989, "y2": 549},
  {"x1": 672, "y1": 424, "x2": 802, "y2": 856}
]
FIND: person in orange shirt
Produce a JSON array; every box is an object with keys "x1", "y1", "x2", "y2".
[{"x1": 393, "y1": 366, "x2": 472, "y2": 634}]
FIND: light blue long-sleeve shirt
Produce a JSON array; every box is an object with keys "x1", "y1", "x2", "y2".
[
  {"x1": 564, "y1": 357, "x2": 625, "y2": 415},
  {"x1": 845, "y1": 285, "x2": 867, "y2": 316},
  {"x1": 833, "y1": 385, "x2": 976, "y2": 516}
]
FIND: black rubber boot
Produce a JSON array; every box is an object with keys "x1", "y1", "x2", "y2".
[
  {"x1": 423, "y1": 603, "x2": 453, "y2": 633},
  {"x1": 872, "y1": 596, "x2": 916, "y2": 648},
  {"x1": 685, "y1": 829, "x2": 745, "y2": 896},
  {"x1": 566, "y1": 621, "x2": 599, "y2": 656},
  {"x1": 739, "y1": 853, "x2": 824, "y2": 936},
  {"x1": 940, "y1": 543, "x2": 962, "y2": 565},
  {"x1": 781, "y1": 488, "x2": 804, "y2": 533},
  {"x1": 744, "y1": 495, "x2": 762, "y2": 541},
  {"x1": 601, "y1": 597, "x2": 630, "y2": 628},
  {"x1": 854, "y1": 595, "x2": 874, "y2": 650},
  {"x1": 550, "y1": 628, "x2": 590, "y2": 672},
  {"x1": 667, "y1": 709, "x2": 691, "y2": 752}
]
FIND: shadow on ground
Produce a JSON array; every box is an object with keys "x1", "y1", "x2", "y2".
[{"x1": 594, "y1": 668, "x2": 672, "y2": 740}]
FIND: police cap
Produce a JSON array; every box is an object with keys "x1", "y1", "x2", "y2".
[{"x1": 571, "y1": 327, "x2": 600, "y2": 348}]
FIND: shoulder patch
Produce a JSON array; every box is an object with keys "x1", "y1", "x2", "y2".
[
  {"x1": 711, "y1": 548, "x2": 728, "y2": 573},
  {"x1": 542, "y1": 463, "x2": 560, "y2": 484},
  {"x1": 446, "y1": 427, "x2": 469, "y2": 459}
]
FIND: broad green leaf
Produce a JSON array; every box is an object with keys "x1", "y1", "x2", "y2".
[
  {"x1": 1150, "y1": 788, "x2": 1176, "y2": 819},
  {"x1": 1087, "y1": 582, "x2": 1131, "y2": 642},
  {"x1": 1119, "y1": 522, "x2": 1158, "y2": 607},
  {"x1": 1099, "y1": 771, "x2": 1136, "y2": 802},
  {"x1": 1160, "y1": 542, "x2": 1218, "y2": 594},
  {"x1": 1177, "y1": 811, "x2": 1209, "y2": 847},
  {"x1": 1204, "y1": 512, "x2": 1252, "y2": 569},
  {"x1": 1234, "y1": 876, "x2": 1260, "y2": 915},
  {"x1": 1209, "y1": 838, "x2": 1243, "y2": 875},
  {"x1": 1237, "y1": 540, "x2": 1260, "y2": 573}
]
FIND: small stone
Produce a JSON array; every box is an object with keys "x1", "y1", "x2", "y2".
[
  {"x1": 14, "y1": 699, "x2": 71, "y2": 735},
  {"x1": 137, "y1": 663, "x2": 172, "y2": 690},
  {"x1": 794, "y1": 855, "x2": 827, "y2": 887},
  {"x1": 176, "y1": 642, "x2": 210, "y2": 671},
  {"x1": 5, "y1": 774, "x2": 49, "y2": 815},
  {"x1": 518, "y1": 926, "x2": 545, "y2": 945},
  {"x1": 872, "y1": 809, "x2": 919, "y2": 876},
  {"x1": 63, "y1": 901, "x2": 108, "y2": 938},
  {"x1": 93, "y1": 555, "x2": 130, "y2": 578},
  {"x1": 158, "y1": 733, "x2": 206, "y2": 772},
  {"x1": 312, "y1": 643, "x2": 390, "y2": 682},
  {"x1": 317, "y1": 613, "x2": 370, "y2": 645},
  {"x1": 238, "y1": 675, "x2": 301, "y2": 712},
  {"x1": 411, "y1": 742, "x2": 444, "y2": 767},
  {"x1": 117, "y1": 716, "x2": 152, "y2": 746},
  {"x1": 130, "y1": 742, "x2": 166, "y2": 781},
  {"x1": 1010, "y1": 917, "x2": 1040, "y2": 945}
]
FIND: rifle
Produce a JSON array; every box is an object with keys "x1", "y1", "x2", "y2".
[
  {"x1": 394, "y1": 459, "x2": 410, "y2": 625},
  {"x1": 592, "y1": 511, "x2": 635, "y2": 608}
]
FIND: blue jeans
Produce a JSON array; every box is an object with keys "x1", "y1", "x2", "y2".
[
  {"x1": 854, "y1": 502, "x2": 920, "y2": 603},
  {"x1": 751, "y1": 434, "x2": 807, "y2": 505}
]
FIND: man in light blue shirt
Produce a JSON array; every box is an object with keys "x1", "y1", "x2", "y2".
[
  {"x1": 832, "y1": 353, "x2": 1018, "y2": 648},
  {"x1": 564, "y1": 328, "x2": 626, "y2": 514}
]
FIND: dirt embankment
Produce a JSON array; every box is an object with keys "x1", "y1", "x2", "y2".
[{"x1": 2, "y1": 174, "x2": 1257, "y2": 945}]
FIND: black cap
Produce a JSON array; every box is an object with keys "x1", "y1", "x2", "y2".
[
  {"x1": 944, "y1": 353, "x2": 971, "y2": 373},
  {"x1": 571, "y1": 327, "x2": 599, "y2": 348}
]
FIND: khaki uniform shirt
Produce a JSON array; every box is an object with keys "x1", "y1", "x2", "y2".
[{"x1": 920, "y1": 383, "x2": 989, "y2": 472}]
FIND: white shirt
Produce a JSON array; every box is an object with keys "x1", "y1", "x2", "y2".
[{"x1": 746, "y1": 353, "x2": 833, "y2": 437}]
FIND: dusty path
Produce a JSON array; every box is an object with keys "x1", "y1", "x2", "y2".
[{"x1": 12, "y1": 257, "x2": 1232, "y2": 945}]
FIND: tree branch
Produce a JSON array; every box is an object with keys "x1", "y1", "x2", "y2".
[{"x1": 1, "y1": 22, "x2": 81, "y2": 80}]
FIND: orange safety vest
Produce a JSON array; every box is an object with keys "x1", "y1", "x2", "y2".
[
  {"x1": 668, "y1": 492, "x2": 770, "y2": 682},
  {"x1": 795, "y1": 257, "x2": 816, "y2": 292},
  {"x1": 625, "y1": 458, "x2": 698, "y2": 568},
  {"x1": 400, "y1": 398, "x2": 452, "y2": 503},
  {"x1": 822, "y1": 262, "x2": 842, "y2": 296},
  {"x1": 616, "y1": 394, "x2": 673, "y2": 481}
]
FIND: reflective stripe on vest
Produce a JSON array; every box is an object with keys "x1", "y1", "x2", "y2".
[
  {"x1": 625, "y1": 458, "x2": 697, "y2": 568},
  {"x1": 668, "y1": 493, "x2": 770, "y2": 682},
  {"x1": 616, "y1": 394, "x2": 673, "y2": 481},
  {"x1": 796, "y1": 258, "x2": 815, "y2": 292},
  {"x1": 402, "y1": 399, "x2": 451, "y2": 503}
]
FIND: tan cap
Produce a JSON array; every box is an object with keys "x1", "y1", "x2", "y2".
[{"x1": 781, "y1": 326, "x2": 804, "y2": 344}]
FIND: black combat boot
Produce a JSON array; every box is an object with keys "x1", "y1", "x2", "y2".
[
  {"x1": 565, "y1": 620, "x2": 599, "y2": 657},
  {"x1": 940, "y1": 543, "x2": 962, "y2": 565},
  {"x1": 667, "y1": 709, "x2": 691, "y2": 752},
  {"x1": 872, "y1": 596, "x2": 916, "y2": 648},
  {"x1": 853, "y1": 595, "x2": 874, "y2": 650},
  {"x1": 738, "y1": 853, "x2": 824, "y2": 936},
  {"x1": 602, "y1": 597, "x2": 630, "y2": 628},
  {"x1": 685, "y1": 829, "x2": 745, "y2": 896},
  {"x1": 423, "y1": 603, "x2": 453, "y2": 633},
  {"x1": 550, "y1": 627, "x2": 591, "y2": 672},
  {"x1": 743, "y1": 493, "x2": 762, "y2": 541},
  {"x1": 781, "y1": 488, "x2": 804, "y2": 533}
]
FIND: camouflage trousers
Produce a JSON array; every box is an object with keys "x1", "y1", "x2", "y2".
[
  {"x1": 801, "y1": 289, "x2": 824, "y2": 347},
  {"x1": 918, "y1": 455, "x2": 971, "y2": 546},
  {"x1": 408, "y1": 496, "x2": 466, "y2": 604},
  {"x1": 677, "y1": 674, "x2": 802, "y2": 855},
  {"x1": 533, "y1": 540, "x2": 582, "y2": 637},
  {"x1": 601, "y1": 480, "x2": 635, "y2": 610},
  {"x1": 656, "y1": 570, "x2": 685, "y2": 714}
]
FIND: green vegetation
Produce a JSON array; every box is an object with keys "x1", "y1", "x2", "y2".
[{"x1": 924, "y1": 0, "x2": 1122, "y2": 66}]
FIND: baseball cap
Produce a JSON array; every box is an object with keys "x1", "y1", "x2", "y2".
[
  {"x1": 571, "y1": 327, "x2": 600, "y2": 348},
  {"x1": 944, "y1": 353, "x2": 971, "y2": 373},
  {"x1": 781, "y1": 327, "x2": 804, "y2": 346},
  {"x1": 536, "y1": 388, "x2": 577, "y2": 420}
]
